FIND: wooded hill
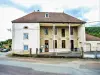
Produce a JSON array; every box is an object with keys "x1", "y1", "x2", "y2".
[{"x1": 85, "y1": 27, "x2": 100, "y2": 38}]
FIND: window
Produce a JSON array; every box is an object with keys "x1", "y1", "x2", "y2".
[
  {"x1": 62, "y1": 29, "x2": 65, "y2": 37},
  {"x1": 24, "y1": 33, "x2": 28, "y2": 39},
  {"x1": 55, "y1": 28, "x2": 57, "y2": 35},
  {"x1": 62, "y1": 40, "x2": 66, "y2": 48},
  {"x1": 45, "y1": 13, "x2": 49, "y2": 18},
  {"x1": 55, "y1": 40, "x2": 57, "y2": 48},
  {"x1": 70, "y1": 27, "x2": 73, "y2": 35},
  {"x1": 24, "y1": 45, "x2": 28, "y2": 50},
  {"x1": 24, "y1": 26, "x2": 28, "y2": 29},
  {"x1": 44, "y1": 28, "x2": 48, "y2": 35}
]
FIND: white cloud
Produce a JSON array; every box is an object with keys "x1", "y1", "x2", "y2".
[
  {"x1": 84, "y1": 8, "x2": 100, "y2": 27},
  {"x1": 84, "y1": 8, "x2": 99, "y2": 22},
  {"x1": 0, "y1": 7, "x2": 26, "y2": 41},
  {"x1": 11, "y1": 0, "x2": 99, "y2": 9},
  {"x1": 11, "y1": 0, "x2": 100, "y2": 22}
]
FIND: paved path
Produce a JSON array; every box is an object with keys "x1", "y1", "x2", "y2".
[{"x1": 0, "y1": 59, "x2": 100, "y2": 75}]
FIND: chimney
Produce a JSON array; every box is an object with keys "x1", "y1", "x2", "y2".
[{"x1": 37, "y1": 10, "x2": 40, "y2": 12}]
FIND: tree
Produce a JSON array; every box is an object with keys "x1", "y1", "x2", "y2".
[{"x1": 0, "y1": 39, "x2": 12, "y2": 49}]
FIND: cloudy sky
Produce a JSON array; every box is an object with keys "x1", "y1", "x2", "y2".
[{"x1": 0, "y1": 0, "x2": 100, "y2": 41}]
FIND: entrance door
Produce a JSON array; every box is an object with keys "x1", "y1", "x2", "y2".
[
  {"x1": 45, "y1": 40, "x2": 49, "y2": 52},
  {"x1": 71, "y1": 40, "x2": 74, "y2": 51}
]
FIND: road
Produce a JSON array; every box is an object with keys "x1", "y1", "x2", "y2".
[
  {"x1": 0, "y1": 59, "x2": 100, "y2": 75},
  {"x1": 0, "y1": 64, "x2": 66, "y2": 75},
  {"x1": 0, "y1": 52, "x2": 100, "y2": 75}
]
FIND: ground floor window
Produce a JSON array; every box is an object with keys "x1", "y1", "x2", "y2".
[
  {"x1": 24, "y1": 45, "x2": 28, "y2": 50},
  {"x1": 55, "y1": 40, "x2": 57, "y2": 48},
  {"x1": 62, "y1": 40, "x2": 66, "y2": 48}
]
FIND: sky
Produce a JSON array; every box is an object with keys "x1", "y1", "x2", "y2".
[{"x1": 0, "y1": 0, "x2": 100, "y2": 41}]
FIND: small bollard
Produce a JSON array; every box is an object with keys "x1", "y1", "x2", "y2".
[
  {"x1": 30, "y1": 48, "x2": 32, "y2": 57},
  {"x1": 95, "y1": 48, "x2": 98, "y2": 59},
  {"x1": 81, "y1": 47, "x2": 84, "y2": 58},
  {"x1": 40, "y1": 48, "x2": 42, "y2": 53},
  {"x1": 36, "y1": 48, "x2": 38, "y2": 55}
]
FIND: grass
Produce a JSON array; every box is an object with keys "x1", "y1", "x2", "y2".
[
  {"x1": 7, "y1": 53, "x2": 66, "y2": 58},
  {"x1": 6, "y1": 53, "x2": 100, "y2": 64},
  {"x1": 7, "y1": 53, "x2": 36, "y2": 57}
]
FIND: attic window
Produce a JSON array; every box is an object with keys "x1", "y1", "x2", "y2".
[
  {"x1": 24, "y1": 26, "x2": 28, "y2": 29},
  {"x1": 45, "y1": 13, "x2": 49, "y2": 18}
]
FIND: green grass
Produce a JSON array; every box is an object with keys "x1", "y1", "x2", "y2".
[
  {"x1": 7, "y1": 53, "x2": 37, "y2": 57},
  {"x1": 7, "y1": 53, "x2": 82, "y2": 58},
  {"x1": 7, "y1": 53, "x2": 66, "y2": 58}
]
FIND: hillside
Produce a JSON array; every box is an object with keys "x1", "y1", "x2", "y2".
[{"x1": 85, "y1": 27, "x2": 100, "y2": 38}]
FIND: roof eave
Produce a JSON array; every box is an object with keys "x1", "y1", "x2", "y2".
[{"x1": 12, "y1": 21, "x2": 86, "y2": 24}]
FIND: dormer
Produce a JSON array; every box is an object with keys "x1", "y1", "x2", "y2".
[{"x1": 45, "y1": 13, "x2": 49, "y2": 18}]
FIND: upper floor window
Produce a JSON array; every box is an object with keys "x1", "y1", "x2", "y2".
[
  {"x1": 70, "y1": 27, "x2": 73, "y2": 35},
  {"x1": 55, "y1": 28, "x2": 57, "y2": 35},
  {"x1": 44, "y1": 28, "x2": 48, "y2": 35},
  {"x1": 23, "y1": 33, "x2": 28, "y2": 39},
  {"x1": 62, "y1": 29, "x2": 65, "y2": 37},
  {"x1": 45, "y1": 13, "x2": 49, "y2": 18}
]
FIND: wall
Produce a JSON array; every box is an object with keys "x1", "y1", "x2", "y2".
[
  {"x1": 12, "y1": 23, "x2": 40, "y2": 54},
  {"x1": 78, "y1": 24, "x2": 86, "y2": 50},
  {"x1": 85, "y1": 41, "x2": 100, "y2": 51},
  {"x1": 12, "y1": 23, "x2": 84, "y2": 54}
]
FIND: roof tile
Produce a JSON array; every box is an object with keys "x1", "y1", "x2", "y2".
[
  {"x1": 12, "y1": 12, "x2": 86, "y2": 23},
  {"x1": 86, "y1": 33, "x2": 100, "y2": 41}
]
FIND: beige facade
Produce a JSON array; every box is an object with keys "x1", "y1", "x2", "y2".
[{"x1": 40, "y1": 23, "x2": 81, "y2": 52}]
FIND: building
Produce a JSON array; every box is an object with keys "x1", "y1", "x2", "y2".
[
  {"x1": 12, "y1": 12, "x2": 86, "y2": 54},
  {"x1": 85, "y1": 33, "x2": 100, "y2": 52}
]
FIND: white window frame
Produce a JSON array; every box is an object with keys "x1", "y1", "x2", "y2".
[
  {"x1": 23, "y1": 33, "x2": 29, "y2": 40},
  {"x1": 45, "y1": 13, "x2": 49, "y2": 18},
  {"x1": 24, "y1": 45, "x2": 28, "y2": 50}
]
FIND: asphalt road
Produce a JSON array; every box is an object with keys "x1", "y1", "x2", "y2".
[
  {"x1": 0, "y1": 64, "x2": 66, "y2": 75},
  {"x1": 0, "y1": 52, "x2": 100, "y2": 75},
  {"x1": 0, "y1": 59, "x2": 100, "y2": 75}
]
